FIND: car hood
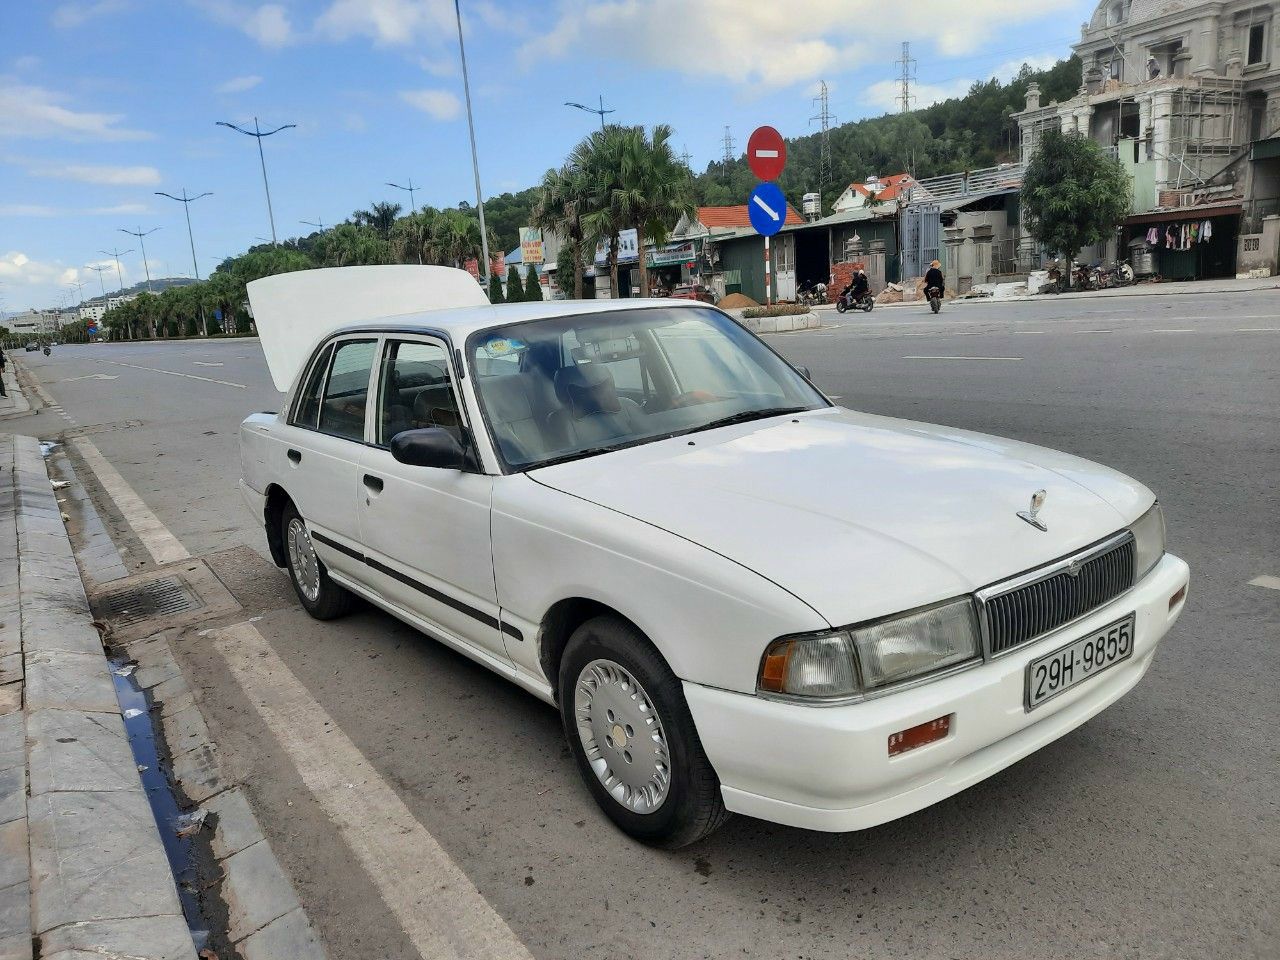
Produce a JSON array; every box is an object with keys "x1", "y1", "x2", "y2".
[{"x1": 531, "y1": 408, "x2": 1153, "y2": 627}]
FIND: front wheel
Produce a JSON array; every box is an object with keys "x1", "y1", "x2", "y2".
[
  {"x1": 862, "y1": 297, "x2": 874, "y2": 312},
  {"x1": 930, "y1": 297, "x2": 941, "y2": 314},
  {"x1": 281, "y1": 502, "x2": 354, "y2": 620},
  {"x1": 835, "y1": 298, "x2": 847, "y2": 314},
  {"x1": 559, "y1": 616, "x2": 729, "y2": 848}
]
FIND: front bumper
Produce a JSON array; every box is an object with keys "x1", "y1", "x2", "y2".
[{"x1": 684, "y1": 552, "x2": 1189, "y2": 832}]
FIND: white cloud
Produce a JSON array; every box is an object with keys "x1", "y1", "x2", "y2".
[
  {"x1": 0, "y1": 202, "x2": 150, "y2": 217},
  {"x1": 216, "y1": 74, "x2": 263, "y2": 94},
  {"x1": 863, "y1": 78, "x2": 975, "y2": 114},
  {"x1": 316, "y1": 0, "x2": 454, "y2": 45},
  {"x1": 190, "y1": 1, "x2": 294, "y2": 47},
  {"x1": 0, "y1": 78, "x2": 153, "y2": 141},
  {"x1": 52, "y1": 0, "x2": 130, "y2": 29},
  {"x1": 87, "y1": 203, "x2": 151, "y2": 215},
  {"x1": 30, "y1": 162, "x2": 161, "y2": 186},
  {"x1": 0, "y1": 205, "x2": 57, "y2": 217},
  {"x1": 0, "y1": 252, "x2": 66, "y2": 289},
  {"x1": 399, "y1": 89, "x2": 461, "y2": 121},
  {"x1": 521, "y1": 0, "x2": 1077, "y2": 90},
  {"x1": 993, "y1": 53, "x2": 1064, "y2": 80},
  {"x1": 11, "y1": 56, "x2": 40, "y2": 72}
]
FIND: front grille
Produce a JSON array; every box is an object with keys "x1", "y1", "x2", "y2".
[{"x1": 981, "y1": 535, "x2": 1135, "y2": 656}]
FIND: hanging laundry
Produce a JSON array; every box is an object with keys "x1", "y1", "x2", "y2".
[
  {"x1": 1189, "y1": 222, "x2": 1199, "y2": 243},
  {"x1": 1201, "y1": 220, "x2": 1212, "y2": 240},
  {"x1": 1166, "y1": 226, "x2": 1176, "y2": 248},
  {"x1": 1147, "y1": 226, "x2": 1160, "y2": 245}
]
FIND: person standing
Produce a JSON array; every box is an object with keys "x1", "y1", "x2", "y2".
[{"x1": 0, "y1": 346, "x2": 8, "y2": 397}]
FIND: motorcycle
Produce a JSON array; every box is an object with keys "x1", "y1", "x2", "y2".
[
  {"x1": 835, "y1": 289, "x2": 874, "y2": 313},
  {"x1": 797, "y1": 281, "x2": 827, "y2": 306},
  {"x1": 926, "y1": 285, "x2": 944, "y2": 314},
  {"x1": 41, "y1": 345, "x2": 50, "y2": 356},
  {"x1": 1102, "y1": 259, "x2": 1134, "y2": 287}
]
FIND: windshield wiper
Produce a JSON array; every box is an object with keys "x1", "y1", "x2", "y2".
[
  {"x1": 688, "y1": 406, "x2": 811, "y2": 435},
  {"x1": 527, "y1": 444, "x2": 626, "y2": 470}
]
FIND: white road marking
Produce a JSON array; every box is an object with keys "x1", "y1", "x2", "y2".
[
  {"x1": 58, "y1": 373, "x2": 120, "y2": 383},
  {"x1": 192, "y1": 361, "x2": 224, "y2": 367},
  {"x1": 751, "y1": 194, "x2": 780, "y2": 221},
  {"x1": 212, "y1": 621, "x2": 535, "y2": 960},
  {"x1": 1150, "y1": 329, "x2": 1194, "y2": 333},
  {"x1": 902, "y1": 356, "x2": 1023, "y2": 361},
  {"x1": 1013, "y1": 330, "x2": 1046, "y2": 334},
  {"x1": 1248, "y1": 575, "x2": 1280, "y2": 591},
  {"x1": 1236, "y1": 327, "x2": 1280, "y2": 332},
  {"x1": 92, "y1": 358, "x2": 246, "y2": 389},
  {"x1": 69, "y1": 436, "x2": 191, "y2": 565}
]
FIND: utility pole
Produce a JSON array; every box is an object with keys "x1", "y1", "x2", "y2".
[
  {"x1": 810, "y1": 80, "x2": 835, "y2": 195},
  {"x1": 721, "y1": 126, "x2": 735, "y2": 180},
  {"x1": 454, "y1": 0, "x2": 491, "y2": 285},
  {"x1": 896, "y1": 42, "x2": 916, "y2": 114},
  {"x1": 300, "y1": 218, "x2": 325, "y2": 232},
  {"x1": 155, "y1": 189, "x2": 213, "y2": 336},
  {"x1": 87, "y1": 264, "x2": 110, "y2": 306},
  {"x1": 564, "y1": 95, "x2": 615, "y2": 130},
  {"x1": 118, "y1": 226, "x2": 160, "y2": 292},
  {"x1": 99, "y1": 247, "x2": 133, "y2": 293},
  {"x1": 215, "y1": 117, "x2": 296, "y2": 245}
]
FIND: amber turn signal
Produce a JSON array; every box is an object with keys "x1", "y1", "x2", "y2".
[
  {"x1": 758, "y1": 640, "x2": 794, "y2": 693},
  {"x1": 888, "y1": 714, "x2": 952, "y2": 757}
]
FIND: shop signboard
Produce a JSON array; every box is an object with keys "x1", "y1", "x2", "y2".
[
  {"x1": 647, "y1": 241, "x2": 697, "y2": 267},
  {"x1": 519, "y1": 227, "x2": 545, "y2": 264},
  {"x1": 594, "y1": 228, "x2": 640, "y2": 266}
]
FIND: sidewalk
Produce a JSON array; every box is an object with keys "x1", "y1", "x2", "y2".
[
  {"x1": 0, "y1": 362, "x2": 31, "y2": 420},
  {"x1": 0, "y1": 433, "x2": 195, "y2": 960}
]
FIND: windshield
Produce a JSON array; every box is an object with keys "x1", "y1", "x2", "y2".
[{"x1": 467, "y1": 306, "x2": 828, "y2": 470}]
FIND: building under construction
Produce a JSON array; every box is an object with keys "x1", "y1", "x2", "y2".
[{"x1": 1014, "y1": 0, "x2": 1280, "y2": 279}]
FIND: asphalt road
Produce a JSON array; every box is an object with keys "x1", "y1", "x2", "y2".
[{"x1": 7, "y1": 289, "x2": 1279, "y2": 960}]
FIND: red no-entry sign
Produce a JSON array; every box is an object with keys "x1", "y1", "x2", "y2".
[{"x1": 747, "y1": 126, "x2": 786, "y2": 181}]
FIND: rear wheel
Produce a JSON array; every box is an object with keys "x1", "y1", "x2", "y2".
[
  {"x1": 930, "y1": 296, "x2": 941, "y2": 314},
  {"x1": 559, "y1": 615, "x2": 728, "y2": 848},
  {"x1": 281, "y1": 501, "x2": 353, "y2": 620}
]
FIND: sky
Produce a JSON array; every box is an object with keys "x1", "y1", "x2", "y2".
[{"x1": 0, "y1": 0, "x2": 1098, "y2": 313}]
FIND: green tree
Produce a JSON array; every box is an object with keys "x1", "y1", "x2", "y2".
[
  {"x1": 505, "y1": 264, "x2": 525, "y2": 303},
  {"x1": 615, "y1": 124, "x2": 694, "y2": 296},
  {"x1": 487, "y1": 272, "x2": 505, "y2": 304},
  {"x1": 572, "y1": 125, "x2": 629, "y2": 298},
  {"x1": 524, "y1": 264, "x2": 541, "y2": 301},
  {"x1": 316, "y1": 224, "x2": 392, "y2": 266},
  {"x1": 533, "y1": 164, "x2": 589, "y2": 299},
  {"x1": 554, "y1": 241, "x2": 583, "y2": 299},
  {"x1": 1022, "y1": 129, "x2": 1131, "y2": 288},
  {"x1": 352, "y1": 201, "x2": 403, "y2": 240}
]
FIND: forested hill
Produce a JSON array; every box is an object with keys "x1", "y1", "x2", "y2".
[{"x1": 351, "y1": 56, "x2": 1082, "y2": 257}]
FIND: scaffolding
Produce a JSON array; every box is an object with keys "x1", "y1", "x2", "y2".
[{"x1": 1163, "y1": 76, "x2": 1244, "y2": 190}]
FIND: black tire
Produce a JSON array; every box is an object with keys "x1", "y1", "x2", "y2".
[
  {"x1": 930, "y1": 297, "x2": 941, "y2": 314},
  {"x1": 862, "y1": 298, "x2": 874, "y2": 312},
  {"x1": 834, "y1": 299, "x2": 847, "y2": 314},
  {"x1": 280, "y1": 501, "x2": 353, "y2": 620},
  {"x1": 559, "y1": 615, "x2": 729, "y2": 849}
]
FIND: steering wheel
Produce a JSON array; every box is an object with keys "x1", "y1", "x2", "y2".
[{"x1": 670, "y1": 390, "x2": 719, "y2": 408}]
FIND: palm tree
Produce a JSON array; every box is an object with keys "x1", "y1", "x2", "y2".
[
  {"x1": 616, "y1": 124, "x2": 694, "y2": 297},
  {"x1": 317, "y1": 224, "x2": 392, "y2": 266},
  {"x1": 571, "y1": 125, "x2": 630, "y2": 298},
  {"x1": 533, "y1": 164, "x2": 588, "y2": 299},
  {"x1": 352, "y1": 201, "x2": 403, "y2": 241}
]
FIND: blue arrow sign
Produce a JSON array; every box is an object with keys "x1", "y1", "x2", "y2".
[{"x1": 748, "y1": 182, "x2": 787, "y2": 237}]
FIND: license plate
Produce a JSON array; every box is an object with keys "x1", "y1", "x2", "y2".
[{"x1": 1025, "y1": 614, "x2": 1135, "y2": 710}]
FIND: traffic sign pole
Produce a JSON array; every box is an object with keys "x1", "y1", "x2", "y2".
[
  {"x1": 747, "y1": 125, "x2": 786, "y2": 307},
  {"x1": 764, "y1": 236, "x2": 772, "y2": 306}
]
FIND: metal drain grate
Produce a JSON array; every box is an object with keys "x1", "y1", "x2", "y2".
[{"x1": 99, "y1": 576, "x2": 201, "y2": 627}]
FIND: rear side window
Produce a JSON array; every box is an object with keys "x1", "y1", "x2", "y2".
[
  {"x1": 292, "y1": 344, "x2": 332, "y2": 429},
  {"x1": 318, "y1": 339, "x2": 376, "y2": 441}
]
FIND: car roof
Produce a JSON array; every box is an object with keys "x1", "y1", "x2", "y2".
[{"x1": 328, "y1": 297, "x2": 707, "y2": 341}]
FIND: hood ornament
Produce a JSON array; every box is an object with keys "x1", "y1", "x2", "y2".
[{"x1": 1017, "y1": 489, "x2": 1048, "y2": 531}]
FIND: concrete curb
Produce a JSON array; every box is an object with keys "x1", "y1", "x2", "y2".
[
  {"x1": 730, "y1": 310, "x2": 822, "y2": 334},
  {"x1": 0, "y1": 434, "x2": 196, "y2": 960}
]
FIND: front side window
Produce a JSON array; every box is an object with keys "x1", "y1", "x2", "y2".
[
  {"x1": 467, "y1": 306, "x2": 827, "y2": 470},
  {"x1": 375, "y1": 339, "x2": 461, "y2": 446},
  {"x1": 318, "y1": 339, "x2": 376, "y2": 441}
]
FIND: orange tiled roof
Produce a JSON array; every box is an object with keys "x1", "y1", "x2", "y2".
[
  {"x1": 697, "y1": 204, "x2": 804, "y2": 230},
  {"x1": 847, "y1": 172, "x2": 915, "y2": 202}
]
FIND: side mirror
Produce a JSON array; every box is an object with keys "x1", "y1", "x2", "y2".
[
  {"x1": 390, "y1": 428, "x2": 473, "y2": 470},
  {"x1": 796, "y1": 365, "x2": 812, "y2": 380}
]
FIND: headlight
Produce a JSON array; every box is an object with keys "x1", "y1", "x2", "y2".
[
  {"x1": 1129, "y1": 502, "x2": 1165, "y2": 580},
  {"x1": 757, "y1": 598, "x2": 981, "y2": 700},
  {"x1": 853, "y1": 598, "x2": 981, "y2": 690}
]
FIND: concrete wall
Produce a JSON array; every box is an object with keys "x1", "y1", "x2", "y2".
[{"x1": 1236, "y1": 213, "x2": 1280, "y2": 274}]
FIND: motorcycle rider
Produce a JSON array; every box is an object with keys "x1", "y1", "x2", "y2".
[
  {"x1": 924, "y1": 260, "x2": 945, "y2": 300},
  {"x1": 841, "y1": 269, "x2": 870, "y2": 305}
]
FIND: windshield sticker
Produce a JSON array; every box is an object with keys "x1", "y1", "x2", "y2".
[{"x1": 481, "y1": 337, "x2": 526, "y2": 358}]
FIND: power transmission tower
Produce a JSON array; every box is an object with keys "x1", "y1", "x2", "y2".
[
  {"x1": 721, "y1": 126, "x2": 735, "y2": 179},
  {"x1": 896, "y1": 42, "x2": 916, "y2": 113},
  {"x1": 810, "y1": 80, "x2": 835, "y2": 192}
]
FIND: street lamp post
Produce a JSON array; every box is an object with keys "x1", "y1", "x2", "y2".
[
  {"x1": 99, "y1": 247, "x2": 133, "y2": 292},
  {"x1": 155, "y1": 189, "x2": 213, "y2": 336},
  {"x1": 300, "y1": 218, "x2": 325, "y2": 232},
  {"x1": 386, "y1": 178, "x2": 419, "y2": 215},
  {"x1": 215, "y1": 117, "x2": 296, "y2": 246},
  {"x1": 454, "y1": 0, "x2": 491, "y2": 285},
  {"x1": 564, "y1": 94, "x2": 615, "y2": 130},
  {"x1": 118, "y1": 226, "x2": 160, "y2": 293}
]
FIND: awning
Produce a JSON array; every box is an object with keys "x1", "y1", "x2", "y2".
[{"x1": 1122, "y1": 203, "x2": 1242, "y2": 226}]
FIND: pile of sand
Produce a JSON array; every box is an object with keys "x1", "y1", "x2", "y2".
[{"x1": 717, "y1": 292, "x2": 760, "y2": 309}]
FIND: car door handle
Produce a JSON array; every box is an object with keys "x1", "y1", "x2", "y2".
[
  {"x1": 287, "y1": 449, "x2": 301, "y2": 465},
  {"x1": 363, "y1": 474, "x2": 384, "y2": 494}
]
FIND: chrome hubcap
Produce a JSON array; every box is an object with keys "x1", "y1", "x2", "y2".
[
  {"x1": 574, "y1": 659, "x2": 671, "y2": 814},
  {"x1": 286, "y1": 517, "x2": 321, "y2": 603}
]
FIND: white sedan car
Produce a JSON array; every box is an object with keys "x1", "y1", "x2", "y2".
[{"x1": 240, "y1": 267, "x2": 1189, "y2": 848}]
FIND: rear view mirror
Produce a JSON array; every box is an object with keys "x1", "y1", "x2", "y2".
[{"x1": 390, "y1": 428, "x2": 473, "y2": 470}]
